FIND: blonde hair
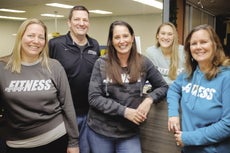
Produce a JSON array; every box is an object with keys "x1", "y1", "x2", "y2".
[
  {"x1": 2, "y1": 18, "x2": 50, "y2": 73},
  {"x1": 155, "y1": 22, "x2": 180, "y2": 80}
]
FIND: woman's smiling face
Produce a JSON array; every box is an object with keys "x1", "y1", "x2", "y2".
[
  {"x1": 190, "y1": 29, "x2": 214, "y2": 66},
  {"x1": 112, "y1": 25, "x2": 134, "y2": 56},
  {"x1": 157, "y1": 25, "x2": 174, "y2": 49},
  {"x1": 21, "y1": 23, "x2": 46, "y2": 62}
]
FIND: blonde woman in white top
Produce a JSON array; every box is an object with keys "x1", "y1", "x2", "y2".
[
  {"x1": 145, "y1": 22, "x2": 184, "y2": 85},
  {"x1": 141, "y1": 22, "x2": 184, "y2": 153}
]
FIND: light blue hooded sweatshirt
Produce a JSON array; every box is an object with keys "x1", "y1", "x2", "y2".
[{"x1": 167, "y1": 66, "x2": 230, "y2": 153}]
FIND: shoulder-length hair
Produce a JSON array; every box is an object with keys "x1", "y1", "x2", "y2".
[
  {"x1": 106, "y1": 20, "x2": 143, "y2": 85},
  {"x1": 184, "y1": 24, "x2": 230, "y2": 80},
  {"x1": 155, "y1": 22, "x2": 180, "y2": 80},
  {"x1": 1, "y1": 18, "x2": 50, "y2": 73}
]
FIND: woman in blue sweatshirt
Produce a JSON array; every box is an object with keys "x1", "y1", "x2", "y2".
[{"x1": 167, "y1": 24, "x2": 230, "y2": 153}]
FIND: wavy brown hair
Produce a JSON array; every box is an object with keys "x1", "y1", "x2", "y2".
[
  {"x1": 106, "y1": 20, "x2": 143, "y2": 85},
  {"x1": 184, "y1": 24, "x2": 230, "y2": 80}
]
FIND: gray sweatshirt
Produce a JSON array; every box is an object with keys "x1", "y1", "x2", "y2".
[
  {"x1": 144, "y1": 45, "x2": 185, "y2": 85},
  {"x1": 0, "y1": 58, "x2": 79, "y2": 147}
]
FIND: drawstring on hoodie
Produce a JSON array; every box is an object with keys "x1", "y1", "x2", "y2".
[
  {"x1": 103, "y1": 78, "x2": 110, "y2": 97},
  {"x1": 139, "y1": 79, "x2": 143, "y2": 97}
]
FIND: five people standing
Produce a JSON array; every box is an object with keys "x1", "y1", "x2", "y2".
[{"x1": 1, "y1": 4, "x2": 230, "y2": 153}]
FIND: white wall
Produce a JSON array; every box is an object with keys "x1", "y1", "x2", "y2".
[
  {"x1": 0, "y1": 13, "x2": 162, "y2": 57},
  {"x1": 0, "y1": 20, "x2": 21, "y2": 57},
  {"x1": 89, "y1": 14, "x2": 162, "y2": 53}
]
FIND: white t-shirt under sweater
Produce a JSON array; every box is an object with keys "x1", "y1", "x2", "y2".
[
  {"x1": 0, "y1": 58, "x2": 79, "y2": 148},
  {"x1": 144, "y1": 45, "x2": 185, "y2": 85}
]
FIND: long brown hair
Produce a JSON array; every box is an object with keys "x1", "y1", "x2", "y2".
[
  {"x1": 106, "y1": 20, "x2": 143, "y2": 85},
  {"x1": 184, "y1": 24, "x2": 230, "y2": 80},
  {"x1": 155, "y1": 22, "x2": 181, "y2": 80}
]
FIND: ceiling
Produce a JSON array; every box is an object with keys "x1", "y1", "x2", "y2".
[
  {"x1": 0, "y1": 0, "x2": 229, "y2": 21},
  {"x1": 0, "y1": 0, "x2": 163, "y2": 20}
]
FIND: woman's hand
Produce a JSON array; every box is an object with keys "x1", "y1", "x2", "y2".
[
  {"x1": 124, "y1": 97, "x2": 153, "y2": 125},
  {"x1": 168, "y1": 116, "x2": 180, "y2": 132},
  {"x1": 137, "y1": 97, "x2": 153, "y2": 118},
  {"x1": 174, "y1": 131, "x2": 184, "y2": 147},
  {"x1": 67, "y1": 147, "x2": 79, "y2": 153},
  {"x1": 124, "y1": 107, "x2": 146, "y2": 125}
]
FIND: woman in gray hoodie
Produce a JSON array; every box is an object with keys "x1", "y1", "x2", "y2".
[{"x1": 87, "y1": 20, "x2": 168, "y2": 153}]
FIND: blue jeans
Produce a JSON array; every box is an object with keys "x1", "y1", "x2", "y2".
[
  {"x1": 87, "y1": 127, "x2": 142, "y2": 153},
  {"x1": 77, "y1": 114, "x2": 90, "y2": 153},
  {"x1": 0, "y1": 138, "x2": 6, "y2": 153}
]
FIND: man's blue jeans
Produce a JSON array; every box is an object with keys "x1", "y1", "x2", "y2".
[
  {"x1": 87, "y1": 127, "x2": 142, "y2": 153},
  {"x1": 77, "y1": 114, "x2": 90, "y2": 153}
]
